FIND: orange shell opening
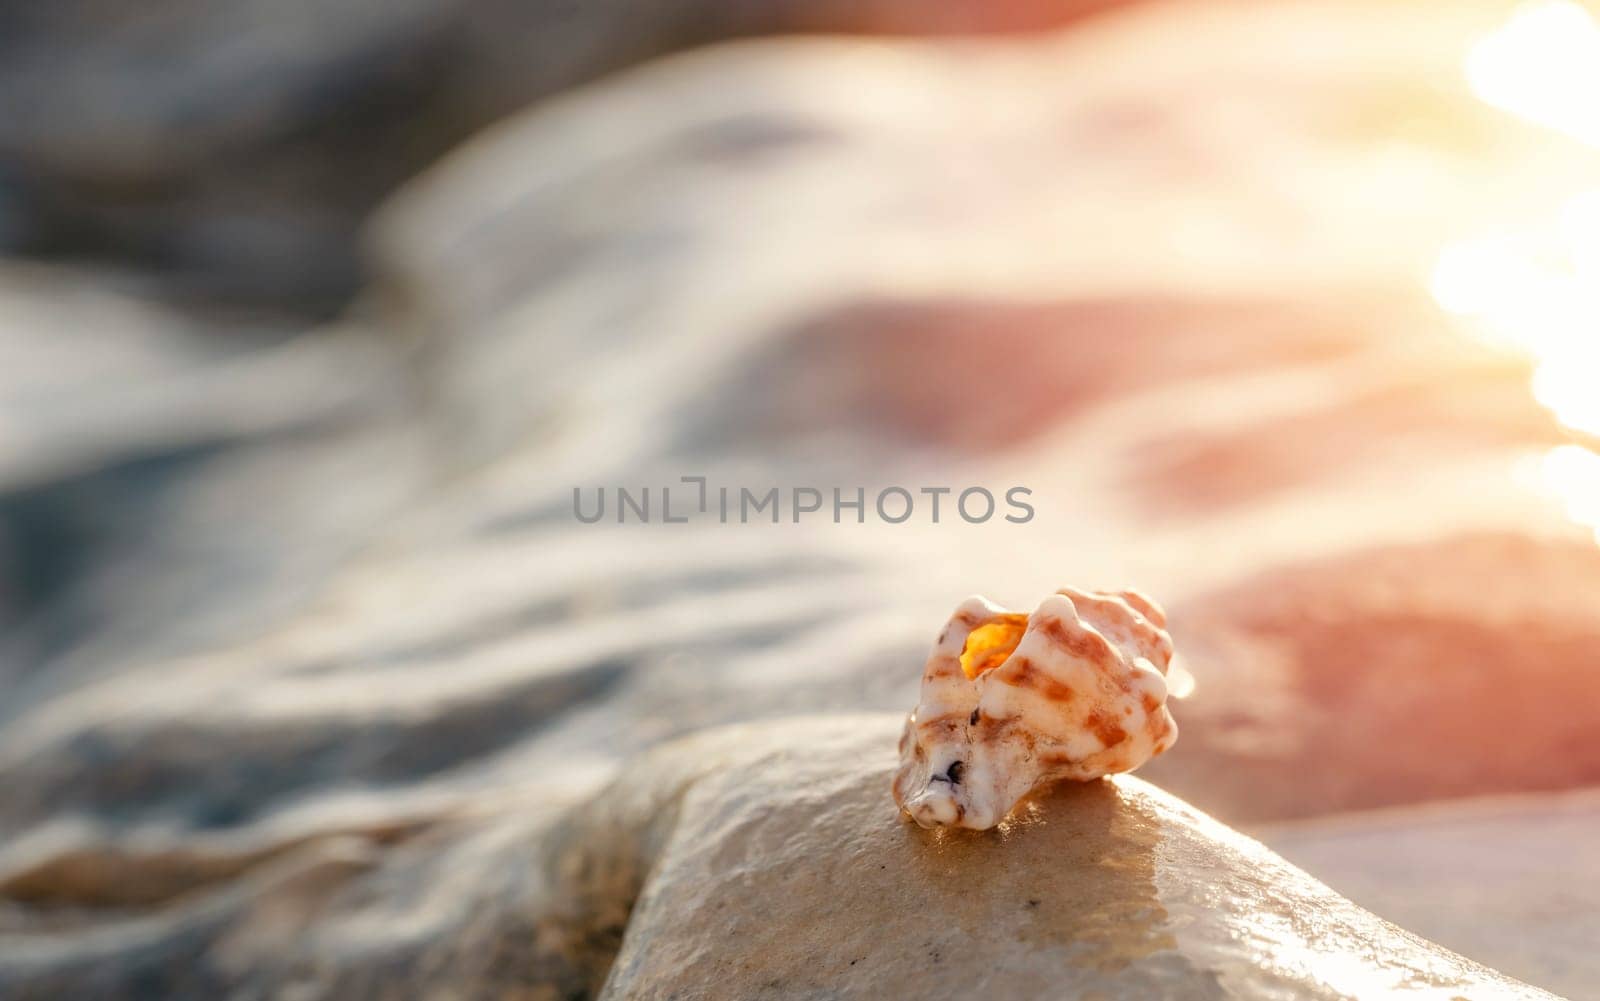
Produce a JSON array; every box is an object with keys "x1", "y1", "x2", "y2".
[{"x1": 959, "y1": 614, "x2": 1029, "y2": 679}]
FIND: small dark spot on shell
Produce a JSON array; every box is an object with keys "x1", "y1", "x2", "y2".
[
  {"x1": 969, "y1": 708, "x2": 981, "y2": 726},
  {"x1": 1027, "y1": 898, "x2": 1041, "y2": 908},
  {"x1": 946, "y1": 760, "x2": 965, "y2": 785}
]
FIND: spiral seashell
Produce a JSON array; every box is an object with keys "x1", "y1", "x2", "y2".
[{"x1": 892, "y1": 588, "x2": 1178, "y2": 830}]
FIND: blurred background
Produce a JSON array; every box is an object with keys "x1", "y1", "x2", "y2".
[{"x1": 1, "y1": 0, "x2": 1598, "y2": 997}]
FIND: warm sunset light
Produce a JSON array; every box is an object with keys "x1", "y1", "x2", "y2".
[
  {"x1": 1433, "y1": 0, "x2": 1600, "y2": 448},
  {"x1": 1466, "y1": 0, "x2": 1600, "y2": 147},
  {"x1": 10, "y1": 3, "x2": 1600, "y2": 997},
  {"x1": 1538, "y1": 445, "x2": 1600, "y2": 543}
]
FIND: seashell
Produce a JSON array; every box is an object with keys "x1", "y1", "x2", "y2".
[{"x1": 893, "y1": 588, "x2": 1179, "y2": 830}]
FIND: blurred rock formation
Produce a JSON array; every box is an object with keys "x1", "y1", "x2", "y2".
[{"x1": 0, "y1": 0, "x2": 1127, "y2": 310}]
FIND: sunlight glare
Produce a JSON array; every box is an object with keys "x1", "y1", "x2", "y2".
[
  {"x1": 1429, "y1": 191, "x2": 1600, "y2": 435},
  {"x1": 1538, "y1": 445, "x2": 1600, "y2": 544},
  {"x1": 1431, "y1": 1, "x2": 1600, "y2": 446},
  {"x1": 1465, "y1": 0, "x2": 1600, "y2": 148}
]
